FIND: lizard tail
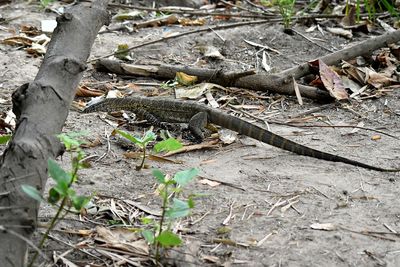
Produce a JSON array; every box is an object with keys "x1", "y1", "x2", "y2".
[{"x1": 210, "y1": 110, "x2": 399, "y2": 172}]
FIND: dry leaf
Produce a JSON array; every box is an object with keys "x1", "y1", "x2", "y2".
[
  {"x1": 76, "y1": 85, "x2": 104, "y2": 97},
  {"x1": 310, "y1": 223, "x2": 337, "y2": 231},
  {"x1": 175, "y1": 83, "x2": 209, "y2": 99},
  {"x1": 319, "y1": 60, "x2": 349, "y2": 100},
  {"x1": 20, "y1": 24, "x2": 41, "y2": 36},
  {"x1": 112, "y1": 10, "x2": 143, "y2": 21},
  {"x1": 203, "y1": 255, "x2": 221, "y2": 264},
  {"x1": 371, "y1": 135, "x2": 381, "y2": 141},
  {"x1": 342, "y1": 61, "x2": 366, "y2": 84},
  {"x1": 262, "y1": 51, "x2": 272, "y2": 72},
  {"x1": 25, "y1": 42, "x2": 46, "y2": 55},
  {"x1": 205, "y1": 91, "x2": 219, "y2": 108},
  {"x1": 148, "y1": 154, "x2": 183, "y2": 164},
  {"x1": 96, "y1": 226, "x2": 149, "y2": 255},
  {"x1": 175, "y1": 72, "x2": 198, "y2": 86},
  {"x1": 162, "y1": 139, "x2": 219, "y2": 157},
  {"x1": 199, "y1": 178, "x2": 221, "y2": 187},
  {"x1": 293, "y1": 77, "x2": 303, "y2": 105},
  {"x1": 2, "y1": 36, "x2": 32, "y2": 46},
  {"x1": 203, "y1": 45, "x2": 224, "y2": 59},
  {"x1": 218, "y1": 129, "x2": 237, "y2": 144},
  {"x1": 364, "y1": 68, "x2": 396, "y2": 89},
  {"x1": 326, "y1": 27, "x2": 353, "y2": 39},
  {"x1": 341, "y1": 76, "x2": 362, "y2": 94},
  {"x1": 179, "y1": 17, "x2": 206, "y2": 26}
]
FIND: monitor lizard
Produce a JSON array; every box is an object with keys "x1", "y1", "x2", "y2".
[{"x1": 83, "y1": 96, "x2": 400, "y2": 172}]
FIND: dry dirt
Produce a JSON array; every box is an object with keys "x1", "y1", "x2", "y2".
[{"x1": 1, "y1": 1, "x2": 400, "y2": 266}]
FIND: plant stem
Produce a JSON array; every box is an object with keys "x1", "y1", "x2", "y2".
[
  {"x1": 155, "y1": 183, "x2": 169, "y2": 261},
  {"x1": 28, "y1": 197, "x2": 68, "y2": 267},
  {"x1": 139, "y1": 145, "x2": 146, "y2": 170}
]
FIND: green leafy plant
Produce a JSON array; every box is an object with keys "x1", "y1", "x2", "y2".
[
  {"x1": 142, "y1": 168, "x2": 198, "y2": 261},
  {"x1": 262, "y1": 0, "x2": 296, "y2": 30},
  {"x1": 114, "y1": 129, "x2": 182, "y2": 170},
  {"x1": 115, "y1": 129, "x2": 156, "y2": 170},
  {"x1": 22, "y1": 132, "x2": 91, "y2": 267}
]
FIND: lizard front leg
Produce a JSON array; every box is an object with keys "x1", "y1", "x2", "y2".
[{"x1": 188, "y1": 112, "x2": 208, "y2": 140}]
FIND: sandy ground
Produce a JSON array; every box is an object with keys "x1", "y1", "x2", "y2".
[{"x1": 1, "y1": 1, "x2": 400, "y2": 266}]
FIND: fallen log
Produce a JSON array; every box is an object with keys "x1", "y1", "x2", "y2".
[
  {"x1": 95, "y1": 60, "x2": 331, "y2": 100},
  {"x1": 279, "y1": 29, "x2": 400, "y2": 80},
  {"x1": 0, "y1": 1, "x2": 109, "y2": 266}
]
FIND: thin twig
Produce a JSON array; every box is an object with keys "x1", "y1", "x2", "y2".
[
  {"x1": 271, "y1": 121, "x2": 400, "y2": 140},
  {"x1": 292, "y1": 29, "x2": 334, "y2": 52},
  {"x1": 95, "y1": 130, "x2": 111, "y2": 162},
  {"x1": 243, "y1": 0, "x2": 273, "y2": 14}
]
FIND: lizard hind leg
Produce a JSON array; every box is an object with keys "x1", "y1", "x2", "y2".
[{"x1": 188, "y1": 112, "x2": 208, "y2": 140}]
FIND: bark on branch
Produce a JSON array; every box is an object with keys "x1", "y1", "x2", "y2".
[
  {"x1": 95, "y1": 30, "x2": 400, "y2": 101},
  {"x1": 0, "y1": 1, "x2": 109, "y2": 266}
]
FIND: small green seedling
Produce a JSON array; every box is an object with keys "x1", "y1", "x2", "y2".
[
  {"x1": 114, "y1": 129, "x2": 182, "y2": 170},
  {"x1": 160, "y1": 80, "x2": 178, "y2": 89},
  {"x1": 276, "y1": 0, "x2": 296, "y2": 31},
  {"x1": 142, "y1": 168, "x2": 198, "y2": 261},
  {"x1": 114, "y1": 129, "x2": 156, "y2": 170},
  {"x1": 22, "y1": 132, "x2": 91, "y2": 267}
]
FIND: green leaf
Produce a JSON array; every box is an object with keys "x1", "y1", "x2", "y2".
[
  {"x1": 53, "y1": 182, "x2": 69, "y2": 197},
  {"x1": 142, "y1": 230, "x2": 155, "y2": 244},
  {"x1": 115, "y1": 129, "x2": 142, "y2": 145},
  {"x1": 152, "y1": 169, "x2": 165, "y2": 184},
  {"x1": 140, "y1": 217, "x2": 154, "y2": 225},
  {"x1": 188, "y1": 197, "x2": 195, "y2": 209},
  {"x1": 71, "y1": 195, "x2": 91, "y2": 211},
  {"x1": 67, "y1": 188, "x2": 77, "y2": 197},
  {"x1": 115, "y1": 44, "x2": 132, "y2": 61},
  {"x1": 156, "y1": 230, "x2": 182, "y2": 247},
  {"x1": 154, "y1": 138, "x2": 183, "y2": 153},
  {"x1": 57, "y1": 132, "x2": 87, "y2": 150},
  {"x1": 173, "y1": 168, "x2": 198, "y2": 187},
  {"x1": 21, "y1": 185, "x2": 43, "y2": 202},
  {"x1": 142, "y1": 130, "x2": 156, "y2": 144},
  {"x1": 166, "y1": 198, "x2": 191, "y2": 219},
  {"x1": 48, "y1": 188, "x2": 61, "y2": 204},
  {"x1": 0, "y1": 135, "x2": 11, "y2": 145},
  {"x1": 108, "y1": 220, "x2": 123, "y2": 225},
  {"x1": 48, "y1": 159, "x2": 72, "y2": 185}
]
